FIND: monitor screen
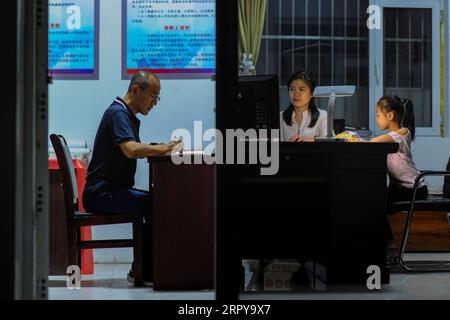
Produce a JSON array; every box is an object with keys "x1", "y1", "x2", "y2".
[{"x1": 237, "y1": 75, "x2": 280, "y2": 133}]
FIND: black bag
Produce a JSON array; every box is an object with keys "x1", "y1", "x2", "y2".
[{"x1": 444, "y1": 156, "x2": 450, "y2": 198}]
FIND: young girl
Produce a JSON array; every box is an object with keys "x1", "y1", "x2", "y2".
[
  {"x1": 370, "y1": 95, "x2": 428, "y2": 206},
  {"x1": 370, "y1": 96, "x2": 428, "y2": 259}
]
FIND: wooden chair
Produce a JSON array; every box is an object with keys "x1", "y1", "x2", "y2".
[{"x1": 50, "y1": 134, "x2": 144, "y2": 286}]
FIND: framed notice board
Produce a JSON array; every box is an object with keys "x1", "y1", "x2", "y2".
[
  {"x1": 122, "y1": 0, "x2": 216, "y2": 79},
  {"x1": 48, "y1": 0, "x2": 100, "y2": 80}
]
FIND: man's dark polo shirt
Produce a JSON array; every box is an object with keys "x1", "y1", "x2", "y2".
[{"x1": 84, "y1": 97, "x2": 141, "y2": 195}]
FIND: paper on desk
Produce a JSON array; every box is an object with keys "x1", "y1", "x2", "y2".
[
  {"x1": 172, "y1": 141, "x2": 184, "y2": 153},
  {"x1": 172, "y1": 150, "x2": 206, "y2": 156},
  {"x1": 183, "y1": 150, "x2": 206, "y2": 155}
]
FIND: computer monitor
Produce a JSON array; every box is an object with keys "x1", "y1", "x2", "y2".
[{"x1": 236, "y1": 75, "x2": 280, "y2": 132}]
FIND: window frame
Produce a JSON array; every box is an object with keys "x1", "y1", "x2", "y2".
[{"x1": 369, "y1": 0, "x2": 441, "y2": 136}]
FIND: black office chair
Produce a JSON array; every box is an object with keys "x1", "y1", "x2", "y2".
[{"x1": 390, "y1": 160, "x2": 450, "y2": 272}]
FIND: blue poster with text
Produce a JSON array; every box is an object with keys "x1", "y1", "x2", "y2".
[
  {"x1": 49, "y1": 0, "x2": 98, "y2": 77},
  {"x1": 125, "y1": 0, "x2": 216, "y2": 77}
]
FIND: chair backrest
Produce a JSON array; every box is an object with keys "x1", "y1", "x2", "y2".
[{"x1": 50, "y1": 134, "x2": 79, "y2": 218}]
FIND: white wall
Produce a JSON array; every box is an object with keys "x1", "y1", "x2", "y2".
[
  {"x1": 412, "y1": 0, "x2": 450, "y2": 193},
  {"x1": 49, "y1": 0, "x2": 215, "y2": 263},
  {"x1": 412, "y1": 138, "x2": 450, "y2": 193}
]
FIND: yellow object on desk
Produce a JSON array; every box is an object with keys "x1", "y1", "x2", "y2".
[{"x1": 335, "y1": 131, "x2": 366, "y2": 142}]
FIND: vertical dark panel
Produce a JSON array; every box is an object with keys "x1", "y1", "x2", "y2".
[
  {"x1": 423, "y1": 7, "x2": 432, "y2": 92},
  {"x1": 2, "y1": 0, "x2": 17, "y2": 301},
  {"x1": 334, "y1": 0, "x2": 345, "y2": 37},
  {"x1": 294, "y1": 0, "x2": 306, "y2": 36},
  {"x1": 422, "y1": 9, "x2": 433, "y2": 126},
  {"x1": 358, "y1": 0, "x2": 369, "y2": 129},
  {"x1": 281, "y1": 0, "x2": 293, "y2": 35},
  {"x1": 320, "y1": 0, "x2": 332, "y2": 36},
  {"x1": 384, "y1": 9, "x2": 396, "y2": 39},
  {"x1": 346, "y1": 0, "x2": 358, "y2": 37},
  {"x1": 216, "y1": 0, "x2": 239, "y2": 301},
  {"x1": 398, "y1": 42, "x2": 410, "y2": 87},
  {"x1": 410, "y1": 9, "x2": 422, "y2": 39},
  {"x1": 36, "y1": 0, "x2": 49, "y2": 300},
  {"x1": 347, "y1": 40, "x2": 358, "y2": 85},
  {"x1": 267, "y1": 0, "x2": 279, "y2": 35},
  {"x1": 281, "y1": 39, "x2": 293, "y2": 84},
  {"x1": 411, "y1": 42, "x2": 422, "y2": 88},
  {"x1": 307, "y1": 40, "x2": 319, "y2": 79},
  {"x1": 359, "y1": 40, "x2": 368, "y2": 87},
  {"x1": 333, "y1": 40, "x2": 345, "y2": 84},
  {"x1": 267, "y1": 39, "x2": 280, "y2": 75},
  {"x1": 398, "y1": 9, "x2": 409, "y2": 39},
  {"x1": 320, "y1": 40, "x2": 332, "y2": 86},
  {"x1": 384, "y1": 8, "x2": 397, "y2": 89},
  {"x1": 423, "y1": 8, "x2": 432, "y2": 38},
  {"x1": 385, "y1": 41, "x2": 397, "y2": 88},
  {"x1": 307, "y1": 0, "x2": 319, "y2": 36},
  {"x1": 255, "y1": 39, "x2": 267, "y2": 75},
  {"x1": 293, "y1": 40, "x2": 306, "y2": 72}
]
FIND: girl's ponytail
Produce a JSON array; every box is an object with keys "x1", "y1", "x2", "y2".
[{"x1": 401, "y1": 98, "x2": 415, "y2": 141}]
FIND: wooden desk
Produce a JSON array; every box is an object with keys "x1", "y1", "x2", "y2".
[
  {"x1": 148, "y1": 154, "x2": 214, "y2": 291},
  {"x1": 216, "y1": 142, "x2": 399, "y2": 299}
]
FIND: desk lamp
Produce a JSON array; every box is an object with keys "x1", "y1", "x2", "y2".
[{"x1": 313, "y1": 85, "x2": 356, "y2": 142}]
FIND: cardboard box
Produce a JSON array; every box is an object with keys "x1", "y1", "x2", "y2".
[
  {"x1": 263, "y1": 271, "x2": 294, "y2": 291},
  {"x1": 265, "y1": 260, "x2": 301, "y2": 273},
  {"x1": 243, "y1": 260, "x2": 302, "y2": 291}
]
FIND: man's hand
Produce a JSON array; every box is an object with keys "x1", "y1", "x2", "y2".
[
  {"x1": 119, "y1": 140, "x2": 183, "y2": 159},
  {"x1": 288, "y1": 135, "x2": 314, "y2": 142},
  {"x1": 164, "y1": 140, "x2": 184, "y2": 154}
]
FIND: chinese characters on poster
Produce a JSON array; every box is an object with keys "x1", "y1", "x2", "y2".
[
  {"x1": 124, "y1": 0, "x2": 216, "y2": 79},
  {"x1": 49, "y1": 0, "x2": 99, "y2": 79}
]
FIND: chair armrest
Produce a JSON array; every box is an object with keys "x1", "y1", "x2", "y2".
[
  {"x1": 418, "y1": 170, "x2": 450, "y2": 175},
  {"x1": 414, "y1": 171, "x2": 450, "y2": 189},
  {"x1": 416, "y1": 170, "x2": 450, "y2": 182}
]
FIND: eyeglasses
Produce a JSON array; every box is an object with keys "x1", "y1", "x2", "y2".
[
  {"x1": 136, "y1": 85, "x2": 161, "y2": 102},
  {"x1": 150, "y1": 93, "x2": 161, "y2": 102}
]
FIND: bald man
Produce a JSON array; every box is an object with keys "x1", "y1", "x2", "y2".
[{"x1": 83, "y1": 71, "x2": 181, "y2": 285}]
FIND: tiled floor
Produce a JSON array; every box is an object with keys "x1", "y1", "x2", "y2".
[
  {"x1": 48, "y1": 253, "x2": 450, "y2": 300},
  {"x1": 48, "y1": 263, "x2": 215, "y2": 300}
]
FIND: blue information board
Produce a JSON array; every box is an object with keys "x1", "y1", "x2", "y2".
[
  {"x1": 49, "y1": 0, "x2": 99, "y2": 80},
  {"x1": 123, "y1": 0, "x2": 216, "y2": 79}
]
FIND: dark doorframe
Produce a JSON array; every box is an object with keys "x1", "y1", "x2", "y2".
[
  {"x1": 215, "y1": 0, "x2": 238, "y2": 300},
  {"x1": 2, "y1": 0, "x2": 49, "y2": 300},
  {"x1": 2, "y1": 0, "x2": 19, "y2": 301}
]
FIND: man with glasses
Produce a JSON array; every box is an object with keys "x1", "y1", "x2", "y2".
[{"x1": 83, "y1": 70, "x2": 182, "y2": 285}]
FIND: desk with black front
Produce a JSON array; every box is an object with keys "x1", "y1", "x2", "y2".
[{"x1": 217, "y1": 141, "x2": 399, "y2": 299}]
